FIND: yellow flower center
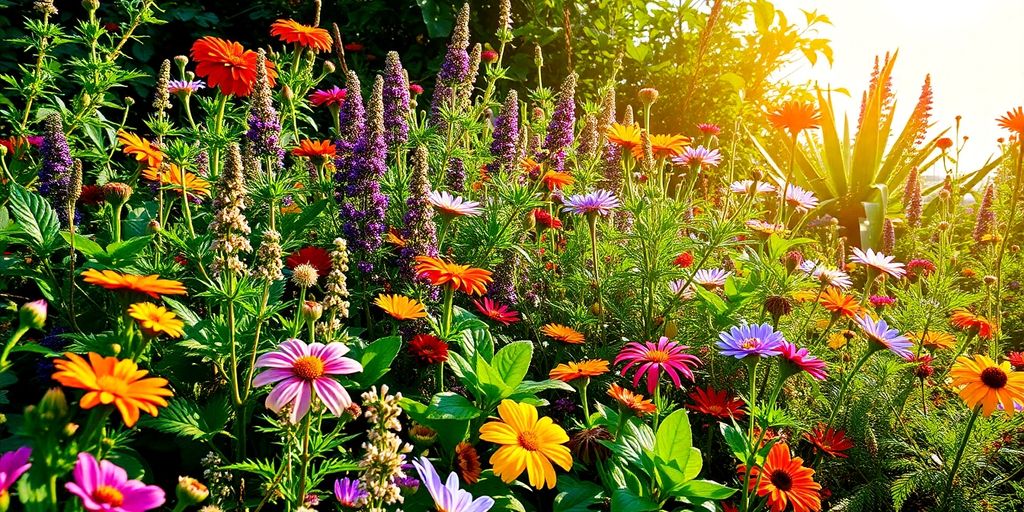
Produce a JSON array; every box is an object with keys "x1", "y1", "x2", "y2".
[
  {"x1": 980, "y1": 367, "x2": 1008, "y2": 389},
  {"x1": 517, "y1": 430, "x2": 540, "y2": 451},
  {"x1": 645, "y1": 350, "x2": 670, "y2": 363},
  {"x1": 96, "y1": 375, "x2": 129, "y2": 397},
  {"x1": 292, "y1": 356, "x2": 325, "y2": 381},
  {"x1": 93, "y1": 485, "x2": 124, "y2": 506},
  {"x1": 741, "y1": 338, "x2": 759, "y2": 350}
]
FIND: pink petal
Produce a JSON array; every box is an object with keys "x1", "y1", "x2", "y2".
[
  {"x1": 255, "y1": 352, "x2": 298, "y2": 369},
  {"x1": 120, "y1": 481, "x2": 167, "y2": 511},
  {"x1": 252, "y1": 368, "x2": 293, "y2": 387},
  {"x1": 290, "y1": 382, "x2": 313, "y2": 423},
  {"x1": 313, "y1": 378, "x2": 352, "y2": 416},
  {"x1": 265, "y1": 378, "x2": 303, "y2": 413},
  {"x1": 323, "y1": 356, "x2": 362, "y2": 375}
]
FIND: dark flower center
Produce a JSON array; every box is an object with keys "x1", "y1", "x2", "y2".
[
  {"x1": 770, "y1": 469, "x2": 793, "y2": 491},
  {"x1": 980, "y1": 367, "x2": 1008, "y2": 389}
]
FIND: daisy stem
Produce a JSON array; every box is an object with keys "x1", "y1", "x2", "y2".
[
  {"x1": 992, "y1": 140, "x2": 1024, "y2": 348},
  {"x1": 180, "y1": 174, "x2": 195, "y2": 237},
  {"x1": 292, "y1": 287, "x2": 308, "y2": 338},
  {"x1": 579, "y1": 378, "x2": 591, "y2": 426},
  {"x1": 0, "y1": 325, "x2": 29, "y2": 371},
  {"x1": 941, "y1": 405, "x2": 981, "y2": 508},
  {"x1": 776, "y1": 132, "x2": 798, "y2": 226},
  {"x1": 741, "y1": 358, "x2": 759, "y2": 512},
  {"x1": 825, "y1": 349, "x2": 873, "y2": 429},
  {"x1": 297, "y1": 411, "x2": 313, "y2": 506},
  {"x1": 442, "y1": 287, "x2": 455, "y2": 338},
  {"x1": 653, "y1": 384, "x2": 662, "y2": 432},
  {"x1": 211, "y1": 93, "x2": 228, "y2": 179},
  {"x1": 587, "y1": 214, "x2": 601, "y2": 310}
]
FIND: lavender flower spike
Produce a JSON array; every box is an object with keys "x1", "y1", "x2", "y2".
[
  {"x1": 245, "y1": 49, "x2": 284, "y2": 170},
  {"x1": 401, "y1": 146, "x2": 439, "y2": 282},
  {"x1": 382, "y1": 51, "x2": 410, "y2": 150},
  {"x1": 489, "y1": 90, "x2": 519, "y2": 174},
  {"x1": 39, "y1": 113, "x2": 74, "y2": 226},
  {"x1": 430, "y1": 3, "x2": 471, "y2": 128},
  {"x1": 542, "y1": 73, "x2": 577, "y2": 171}
]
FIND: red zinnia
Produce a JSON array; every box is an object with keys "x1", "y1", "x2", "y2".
[
  {"x1": 270, "y1": 19, "x2": 332, "y2": 52},
  {"x1": 686, "y1": 387, "x2": 745, "y2": 419},
  {"x1": 673, "y1": 251, "x2": 694, "y2": 268},
  {"x1": 472, "y1": 298, "x2": 520, "y2": 325},
  {"x1": 286, "y1": 247, "x2": 332, "y2": 277},
  {"x1": 409, "y1": 84, "x2": 424, "y2": 95},
  {"x1": 533, "y1": 208, "x2": 562, "y2": 230},
  {"x1": 803, "y1": 424, "x2": 854, "y2": 458},
  {"x1": 409, "y1": 334, "x2": 448, "y2": 365},
  {"x1": 191, "y1": 36, "x2": 277, "y2": 97}
]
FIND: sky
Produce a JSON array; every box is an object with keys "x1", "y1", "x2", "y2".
[{"x1": 770, "y1": 0, "x2": 1024, "y2": 172}]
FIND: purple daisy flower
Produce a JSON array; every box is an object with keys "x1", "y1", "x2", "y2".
[
  {"x1": 168, "y1": 79, "x2": 205, "y2": 94},
  {"x1": 672, "y1": 145, "x2": 722, "y2": 168},
  {"x1": 854, "y1": 314, "x2": 912, "y2": 359},
  {"x1": 781, "y1": 184, "x2": 819, "y2": 212},
  {"x1": 334, "y1": 477, "x2": 367, "y2": 508},
  {"x1": 412, "y1": 456, "x2": 494, "y2": 512},
  {"x1": 778, "y1": 342, "x2": 828, "y2": 380},
  {"x1": 693, "y1": 268, "x2": 731, "y2": 289},
  {"x1": 716, "y1": 323, "x2": 786, "y2": 359},
  {"x1": 562, "y1": 189, "x2": 621, "y2": 217}
]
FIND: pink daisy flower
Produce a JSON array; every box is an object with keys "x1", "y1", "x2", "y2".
[
  {"x1": 781, "y1": 184, "x2": 819, "y2": 212},
  {"x1": 851, "y1": 247, "x2": 906, "y2": 279},
  {"x1": 697, "y1": 123, "x2": 721, "y2": 136},
  {"x1": 0, "y1": 447, "x2": 32, "y2": 498},
  {"x1": 253, "y1": 338, "x2": 363, "y2": 423},
  {"x1": 428, "y1": 190, "x2": 483, "y2": 217},
  {"x1": 614, "y1": 336, "x2": 701, "y2": 394},
  {"x1": 672, "y1": 146, "x2": 722, "y2": 168},
  {"x1": 778, "y1": 341, "x2": 828, "y2": 380},
  {"x1": 65, "y1": 452, "x2": 165, "y2": 512},
  {"x1": 730, "y1": 180, "x2": 776, "y2": 195},
  {"x1": 309, "y1": 86, "x2": 347, "y2": 108}
]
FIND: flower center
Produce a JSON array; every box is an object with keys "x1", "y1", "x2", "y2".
[
  {"x1": 769, "y1": 469, "x2": 793, "y2": 491},
  {"x1": 96, "y1": 375, "x2": 129, "y2": 396},
  {"x1": 741, "y1": 338, "x2": 760, "y2": 350},
  {"x1": 645, "y1": 350, "x2": 670, "y2": 363},
  {"x1": 93, "y1": 485, "x2": 124, "y2": 506},
  {"x1": 292, "y1": 356, "x2": 326, "y2": 381},
  {"x1": 980, "y1": 367, "x2": 1008, "y2": 389},
  {"x1": 517, "y1": 430, "x2": 540, "y2": 451}
]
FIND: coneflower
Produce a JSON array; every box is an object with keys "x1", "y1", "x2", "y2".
[
  {"x1": 39, "y1": 113, "x2": 73, "y2": 226},
  {"x1": 382, "y1": 51, "x2": 410, "y2": 150},
  {"x1": 973, "y1": 183, "x2": 997, "y2": 242},
  {"x1": 400, "y1": 146, "x2": 439, "y2": 281},
  {"x1": 429, "y1": 3, "x2": 470, "y2": 128},
  {"x1": 542, "y1": 73, "x2": 577, "y2": 171},
  {"x1": 446, "y1": 157, "x2": 466, "y2": 192},
  {"x1": 209, "y1": 144, "x2": 252, "y2": 278},
  {"x1": 881, "y1": 218, "x2": 895, "y2": 254},
  {"x1": 489, "y1": 90, "x2": 519, "y2": 174},
  {"x1": 904, "y1": 167, "x2": 922, "y2": 227},
  {"x1": 253, "y1": 230, "x2": 284, "y2": 281},
  {"x1": 335, "y1": 71, "x2": 365, "y2": 169},
  {"x1": 246, "y1": 49, "x2": 284, "y2": 170}
]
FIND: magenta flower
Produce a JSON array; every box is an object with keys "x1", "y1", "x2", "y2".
[
  {"x1": 65, "y1": 452, "x2": 165, "y2": 512},
  {"x1": 0, "y1": 447, "x2": 31, "y2": 498},
  {"x1": 869, "y1": 295, "x2": 895, "y2": 308},
  {"x1": 851, "y1": 247, "x2": 906, "y2": 279},
  {"x1": 334, "y1": 477, "x2": 367, "y2": 508},
  {"x1": 716, "y1": 323, "x2": 785, "y2": 359},
  {"x1": 310, "y1": 86, "x2": 347, "y2": 108},
  {"x1": 697, "y1": 122, "x2": 721, "y2": 136},
  {"x1": 672, "y1": 146, "x2": 722, "y2": 168},
  {"x1": 562, "y1": 189, "x2": 621, "y2": 217},
  {"x1": 614, "y1": 337, "x2": 701, "y2": 395},
  {"x1": 167, "y1": 80, "x2": 205, "y2": 95},
  {"x1": 253, "y1": 338, "x2": 363, "y2": 423},
  {"x1": 854, "y1": 314, "x2": 913, "y2": 359},
  {"x1": 778, "y1": 342, "x2": 827, "y2": 380}
]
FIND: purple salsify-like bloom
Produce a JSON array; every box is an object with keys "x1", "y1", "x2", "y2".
[
  {"x1": 854, "y1": 314, "x2": 913, "y2": 359},
  {"x1": 382, "y1": 51, "x2": 410, "y2": 150},
  {"x1": 489, "y1": 90, "x2": 519, "y2": 174},
  {"x1": 39, "y1": 113, "x2": 74, "y2": 226},
  {"x1": 168, "y1": 79, "x2": 205, "y2": 94},
  {"x1": 563, "y1": 189, "x2": 621, "y2": 217},
  {"x1": 615, "y1": 337, "x2": 701, "y2": 395},
  {"x1": 334, "y1": 477, "x2": 367, "y2": 508},
  {"x1": 246, "y1": 50, "x2": 284, "y2": 169},
  {"x1": 446, "y1": 157, "x2": 466, "y2": 192},
  {"x1": 0, "y1": 446, "x2": 31, "y2": 496},
  {"x1": 412, "y1": 456, "x2": 495, "y2": 512},
  {"x1": 253, "y1": 338, "x2": 363, "y2": 423},
  {"x1": 541, "y1": 73, "x2": 577, "y2": 171},
  {"x1": 65, "y1": 452, "x2": 165, "y2": 512},
  {"x1": 487, "y1": 251, "x2": 519, "y2": 305},
  {"x1": 778, "y1": 342, "x2": 828, "y2": 380},
  {"x1": 430, "y1": 4, "x2": 471, "y2": 128},
  {"x1": 716, "y1": 323, "x2": 786, "y2": 359},
  {"x1": 672, "y1": 145, "x2": 722, "y2": 168},
  {"x1": 602, "y1": 142, "x2": 623, "y2": 192}
]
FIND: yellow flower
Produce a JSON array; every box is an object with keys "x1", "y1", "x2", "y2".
[
  {"x1": 127, "y1": 302, "x2": 185, "y2": 338},
  {"x1": 479, "y1": 400, "x2": 572, "y2": 489},
  {"x1": 950, "y1": 355, "x2": 1024, "y2": 417},
  {"x1": 373, "y1": 294, "x2": 427, "y2": 320}
]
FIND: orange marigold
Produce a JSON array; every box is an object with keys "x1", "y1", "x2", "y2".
[
  {"x1": 191, "y1": 36, "x2": 277, "y2": 97},
  {"x1": 767, "y1": 101, "x2": 821, "y2": 137},
  {"x1": 82, "y1": 269, "x2": 187, "y2": 299},
  {"x1": 413, "y1": 256, "x2": 493, "y2": 295}
]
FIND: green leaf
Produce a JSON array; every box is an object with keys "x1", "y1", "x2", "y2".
[
  {"x1": 674, "y1": 480, "x2": 736, "y2": 500},
  {"x1": 553, "y1": 475, "x2": 605, "y2": 511},
  {"x1": 353, "y1": 336, "x2": 401, "y2": 388},
  {"x1": 426, "y1": 392, "x2": 482, "y2": 420},
  {"x1": 491, "y1": 341, "x2": 532, "y2": 389},
  {"x1": 474, "y1": 357, "x2": 511, "y2": 402},
  {"x1": 655, "y1": 409, "x2": 693, "y2": 463},
  {"x1": 61, "y1": 232, "x2": 104, "y2": 257},
  {"x1": 139, "y1": 396, "x2": 229, "y2": 441},
  {"x1": 107, "y1": 235, "x2": 154, "y2": 261},
  {"x1": 8, "y1": 185, "x2": 60, "y2": 255},
  {"x1": 416, "y1": 0, "x2": 456, "y2": 38},
  {"x1": 720, "y1": 421, "x2": 750, "y2": 461},
  {"x1": 610, "y1": 489, "x2": 660, "y2": 512}
]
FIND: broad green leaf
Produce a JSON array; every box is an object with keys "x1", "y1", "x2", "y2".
[
  {"x1": 8, "y1": 186, "x2": 60, "y2": 255},
  {"x1": 426, "y1": 392, "x2": 482, "y2": 420},
  {"x1": 492, "y1": 341, "x2": 532, "y2": 389},
  {"x1": 474, "y1": 357, "x2": 511, "y2": 403},
  {"x1": 610, "y1": 489, "x2": 660, "y2": 512},
  {"x1": 353, "y1": 336, "x2": 401, "y2": 388},
  {"x1": 61, "y1": 232, "x2": 104, "y2": 257},
  {"x1": 674, "y1": 480, "x2": 737, "y2": 500},
  {"x1": 553, "y1": 475, "x2": 605, "y2": 511}
]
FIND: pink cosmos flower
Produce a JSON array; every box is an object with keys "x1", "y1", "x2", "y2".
[
  {"x1": 672, "y1": 146, "x2": 722, "y2": 168},
  {"x1": 777, "y1": 342, "x2": 828, "y2": 380},
  {"x1": 253, "y1": 338, "x2": 363, "y2": 423},
  {"x1": 310, "y1": 86, "x2": 347, "y2": 108},
  {"x1": 428, "y1": 190, "x2": 483, "y2": 217},
  {"x1": 65, "y1": 452, "x2": 165, "y2": 512},
  {"x1": 0, "y1": 447, "x2": 31, "y2": 498},
  {"x1": 851, "y1": 247, "x2": 906, "y2": 279},
  {"x1": 614, "y1": 337, "x2": 701, "y2": 394}
]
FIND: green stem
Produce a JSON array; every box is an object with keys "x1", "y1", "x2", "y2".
[
  {"x1": 579, "y1": 378, "x2": 591, "y2": 426},
  {"x1": 0, "y1": 326, "x2": 29, "y2": 370},
  {"x1": 826, "y1": 349, "x2": 874, "y2": 428},
  {"x1": 941, "y1": 406, "x2": 982, "y2": 509},
  {"x1": 297, "y1": 412, "x2": 313, "y2": 506}
]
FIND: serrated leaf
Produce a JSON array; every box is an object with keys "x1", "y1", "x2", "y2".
[{"x1": 8, "y1": 186, "x2": 60, "y2": 255}]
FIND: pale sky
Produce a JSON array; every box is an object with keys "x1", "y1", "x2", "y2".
[{"x1": 772, "y1": 0, "x2": 1024, "y2": 172}]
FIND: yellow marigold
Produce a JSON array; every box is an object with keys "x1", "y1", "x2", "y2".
[
  {"x1": 127, "y1": 302, "x2": 185, "y2": 338},
  {"x1": 373, "y1": 294, "x2": 427, "y2": 320}
]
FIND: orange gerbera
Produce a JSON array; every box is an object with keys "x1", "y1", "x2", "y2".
[
  {"x1": 607, "y1": 383, "x2": 656, "y2": 416},
  {"x1": 997, "y1": 107, "x2": 1024, "y2": 134},
  {"x1": 950, "y1": 308, "x2": 996, "y2": 340},
  {"x1": 52, "y1": 352, "x2": 173, "y2": 427},
  {"x1": 549, "y1": 360, "x2": 609, "y2": 382},
  {"x1": 191, "y1": 36, "x2": 277, "y2": 97},
  {"x1": 909, "y1": 330, "x2": 956, "y2": 351},
  {"x1": 541, "y1": 323, "x2": 584, "y2": 344},
  {"x1": 82, "y1": 269, "x2": 187, "y2": 299},
  {"x1": 292, "y1": 139, "x2": 337, "y2": 158},
  {"x1": 127, "y1": 302, "x2": 185, "y2": 338},
  {"x1": 163, "y1": 166, "x2": 212, "y2": 197},
  {"x1": 632, "y1": 133, "x2": 690, "y2": 159},
  {"x1": 950, "y1": 354, "x2": 1024, "y2": 417},
  {"x1": 818, "y1": 287, "x2": 862, "y2": 318},
  {"x1": 413, "y1": 256, "x2": 493, "y2": 295},
  {"x1": 373, "y1": 294, "x2": 427, "y2": 320},
  {"x1": 541, "y1": 170, "x2": 574, "y2": 191},
  {"x1": 767, "y1": 101, "x2": 821, "y2": 137},
  {"x1": 117, "y1": 131, "x2": 163, "y2": 170},
  {"x1": 742, "y1": 442, "x2": 822, "y2": 512},
  {"x1": 270, "y1": 19, "x2": 332, "y2": 52},
  {"x1": 606, "y1": 123, "x2": 642, "y2": 150}
]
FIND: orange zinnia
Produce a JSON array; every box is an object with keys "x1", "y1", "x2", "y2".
[
  {"x1": 632, "y1": 133, "x2": 690, "y2": 159},
  {"x1": 117, "y1": 131, "x2": 163, "y2": 170},
  {"x1": 270, "y1": 19, "x2": 332, "y2": 52},
  {"x1": 767, "y1": 101, "x2": 821, "y2": 137},
  {"x1": 191, "y1": 36, "x2": 277, "y2": 97},
  {"x1": 413, "y1": 256, "x2": 493, "y2": 295},
  {"x1": 540, "y1": 323, "x2": 584, "y2": 344},
  {"x1": 52, "y1": 352, "x2": 173, "y2": 427},
  {"x1": 541, "y1": 170, "x2": 574, "y2": 191},
  {"x1": 607, "y1": 383, "x2": 656, "y2": 416},
  {"x1": 997, "y1": 107, "x2": 1024, "y2": 134},
  {"x1": 549, "y1": 360, "x2": 609, "y2": 382},
  {"x1": 82, "y1": 269, "x2": 187, "y2": 299},
  {"x1": 950, "y1": 308, "x2": 996, "y2": 340},
  {"x1": 818, "y1": 287, "x2": 862, "y2": 318},
  {"x1": 742, "y1": 442, "x2": 822, "y2": 512},
  {"x1": 292, "y1": 139, "x2": 337, "y2": 158},
  {"x1": 606, "y1": 123, "x2": 643, "y2": 150}
]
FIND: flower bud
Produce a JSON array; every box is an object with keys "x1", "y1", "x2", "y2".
[
  {"x1": 63, "y1": 422, "x2": 79, "y2": 437},
  {"x1": 147, "y1": 219, "x2": 162, "y2": 234},
  {"x1": 102, "y1": 182, "x2": 133, "y2": 204},
  {"x1": 409, "y1": 83, "x2": 423, "y2": 95},
  {"x1": 764, "y1": 295, "x2": 792, "y2": 322},
  {"x1": 751, "y1": 169, "x2": 764, "y2": 181},
  {"x1": 984, "y1": 275, "x2": 997, "y2": 285},
  {"x1": 409, "y1": 422, "x2": 438, "y2": 446},
  {"x1": 38, "y1": 387, "x2": 69, "y2": 421},
  {"x1": 783, "y1": 251, "x2": 803, "y2": 273},
  {"x1": 19, "y1": 299, "x2": 47, "y2": 330},
  {"x1": 301, "y1": 300, "x2": 323, "y2": 324},
  {"x1": 663, "y1": 320, "x2": 678, "y2": 339},
  {"x1": 173, "y1": 55, "x2": 189, "y2": 74},
  {"x1": 82, "y1": 0, "x2": 99, "y2": 12},
  {"x1": 176, "y1": 476, "x2": 209, "y2": 506},
  {"x1": 481, "y1": 49, "x2": 499, "y2": 64},
  {"x1": 533, "y1": 44, "x2": 543, "y2": 67},
  {"x1": 938, "y1": 221, "x2": 950, "y2": 231},
  {"x1": 323, "y1": 60, "x2": 336, "y2": 74},
  {"x1": 638, "y1": 87, "x2": 659, "y2": 106},
  {"x1": 282, "y1": 84, "x2": 294, "y2": 101}
]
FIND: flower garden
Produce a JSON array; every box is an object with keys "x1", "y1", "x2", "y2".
[{"x1": 0, "y1": 0, "x2": 1023, "y2": 511}]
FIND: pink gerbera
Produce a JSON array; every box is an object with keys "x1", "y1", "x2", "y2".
[
  {"x1": 310, "y1": 86, "x2": 347, "y2": 108},
  {"x1": 65, "y1": 452, "x2": 165, "y2": 512},
  {"x1": 0, "y1": 447, "x2": 32, "y2": 499},
  {"x1": 472, "y1": 297, "x2": 520, "y2": 325},
  {"x1": 253, "y1": 338, "x2": 363, "y2": 423},
  {"x1": 777, "y1": 341, "x2": 828, "y2": 381},
  {"x1": 614, "y1": 337, "x2": 701, "y2": 395}
]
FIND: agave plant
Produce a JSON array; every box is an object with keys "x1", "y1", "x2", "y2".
[{"x1": 751, "y1": 52, "x2": 995, "y2": 248}]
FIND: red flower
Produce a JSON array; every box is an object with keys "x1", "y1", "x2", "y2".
[
  {"x1": 533, "y1": 208, "x2": 562, "y2": 230},
  {"x1": 191, "y1": 36, "x2": 277, "y2": 97},
  {"x1": 270, "y1": 19, "x2": 332, "y2": 52},
  {"x1": 1008, "y1": 351, "x2": 1024, "y2": 371},
  {"x1": 309, "y1": 87, "x2": 347, "y2": 108},
  {"x1": 292, "y1": 139, "x2": 337, "y2": 158},
  {"x1": 673, "y1": 251, "x2": 694, "y2": 268},
  {"x1": 472, "y1": 298, "x2": 520, "y2": 325},
  {"x1": 409, "y1": 84, "x2": 424, "y2": 95},
  {"x1": 803, "y1": 423, "x2": 853, "y2": 458},
  {"x1": 685, "y1": 387, "x2": 745, "y2": 419},
  {"x1": 409, "y1": 334, "x2": 448, "y2": 364},
  {"x1": 286, "y1": 247, "x2": 332, "y2": 277},
  {"x1": 936, "y1": 137, "x2": 953, "y2": 150},
  {"x1": 344, "y1": 42, "x2": 365, "y2": 52},
  {"x1": 481, "y1": 49, "x2": 499, "y2": 63},
  {"x1": 78, "y1": 185, "x2": 105, "y2": 206}
]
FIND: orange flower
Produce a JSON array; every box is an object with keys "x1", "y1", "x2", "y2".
[
  {"x1": 413, "y1": 256, "x2": 493, "y2": 295},
  {"x1": 818, "y1": 287, "x2": 862, "y2": 318},
  {"x1": 127, "y1": 302, "x2": 185, "y2": 338},
  {"x1": 82, "y1": 269, "x2": 187, "y2": 299},
  {"x1": 950, "y1": 355, "x2": 1024, "y2": 417},
  {"x1": 950, "y1": 309, "x2": 996, "y2": 340},
  {"x1": 997, "y1": 107, "x2": 1024, "y2": 134},
  {"x1": 52, "y1": 352, "x2": 173, "y2": 427},
  {"x1": 540, "y1": 323, "x2": 584, "y2": 344},
  {"x1": 606, "y1": 123, "x2": 642, "y2": 150},
  {"x1": 767, "y1": 101, "x2": 821, "y2": 137},
  {"x1": 631, "y1": 133, "x2": 689, "y2": 159},
  {"x1": 908, "y1": 331, "x2": 956, "y2": 351},
  {"x1": 163, "y1": 165, "x2": 211, "y2": 197},
  {"x1": 191, "y1": 36, "x2": 277, "y2": 97},
  {"x1": 742, "y1": 442, "x2": 821, "y2": 512},
  {"x1": 521, "y1": 158, "x2": 541, "y2": 175},
  {"x1": 541, "y1": 170, "x2": 574, "y2": 191},
  {"x1": 270, "y1": 19, "x2": 332, "y2": 52},
  {"x1": 549, "y1": 360, "x2": 609, "y2": 382},
  {"x1": 292, "y1": 139, "x2": 337, "y2": 158},
  {"x1": 386, "y1": 229, "x2": 407, "y2": 247},
  {"x1": 607, "y1": 383, "x2": 656, "y2": 416},
  {"x1": 454, "y1": 442, "x2": 482, "y2": 485},
  {"x1": 117, "y1": 131, "x2": 163, "y2": 170},
  {"x1": 373, "y1": 294, "x2": 427, "y2": 320}
]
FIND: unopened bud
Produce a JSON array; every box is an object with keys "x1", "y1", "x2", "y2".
[
  {"x1": 19, "y1": 299, "x2": 47, "y2": 330},
  {"x1": 102, "y1": 182, "x2": 132, "y2": 204},
  {"x1": 301, "y1": 300, "x2": 323, "y2": 324},
  {"x1": 148, "y1": 220, "x2": 162, "y2": 234},
  {"x1": 282, "y1": 84, "x2": 294, "y2": 101},
  {"x1": 638, "y1": 87, "x2": 659, "y2": 106},
  {"x1": 38, "y1": 387, "x2": 68, "y2": 420},
  {"x1": 323, "y1": 60, "x2": 336, "y2": 74},
  {"x1": 984, "y1": 275, "x2": 997, "y2": 285},
  {"x1": 176, "y1": 476, "x2": 209, "y2": 505},
  {"x1": 174, "y1": 55, "x2": 189, "y2": 75}
]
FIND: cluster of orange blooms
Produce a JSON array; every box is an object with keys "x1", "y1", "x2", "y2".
[{"x1": 117, "y1": 132, "x2": 210, "y2": 197}]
